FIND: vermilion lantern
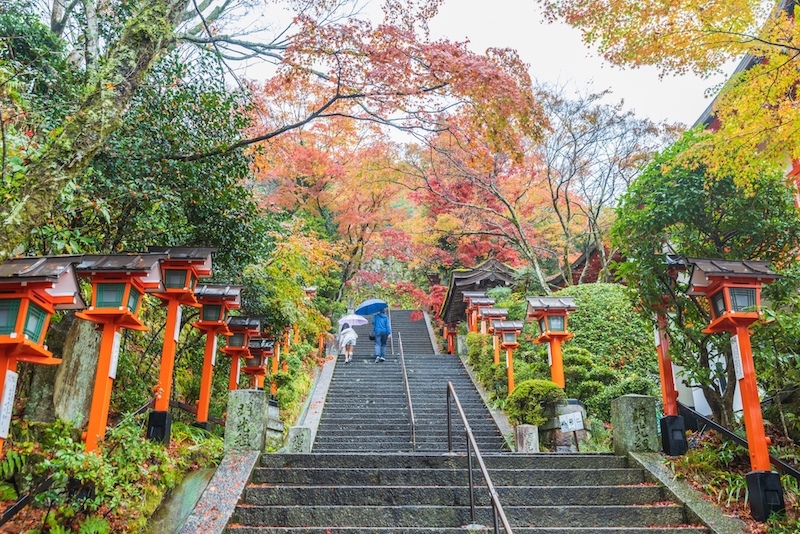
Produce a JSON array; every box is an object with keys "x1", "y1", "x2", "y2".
[
  {"x1": 221, "y1": 316, "x2": 261, "y2": 391},
  {"x1": 472, "y1": 298, "x2": 496, "y2": 334},
  {"x1": 146, "y1": 247, "x2": 216, "y2": 443},
  {"x1": 526, "y1": 297, "x2": 576, "y2": 389},
  {"x1": 461, "y1": 291, "x2": 486, "y2": 333},
  {"x1": 0, "y1": 256, "x2": 85, "y2": 452},
  {"x1": 75, "y1": 253, "x2": 166, "y2": 452},
  {"x1": 192, "y1": 284, "x2": 243, "y2": 429},
  {"x1": 491, "y1": 320, "x2": 524, "y2": 395},
  {"x1": 482, "y1": 308, "x2": 509, "y2": 364},
  {"x1": 687, "y1": 258, "x2": 783, "y2": 521},
  {"x1": 243, "y1": 338, "x2": 274, "y2": 390}
]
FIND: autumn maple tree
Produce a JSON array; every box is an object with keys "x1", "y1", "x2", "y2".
[
  {"x1": 1, "y1": 0, "x2": 544, "y2": 259},
  {"x1": 538, "y1": 0, "x2": 800, "y2": 175}
]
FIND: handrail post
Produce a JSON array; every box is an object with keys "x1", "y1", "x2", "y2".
[
  {"x1": 447, "y1": 385, "x2": 453, "y2": 450},
  {"x1": 446, "y1": 381, "x2": 513, "y2": 532},
  {"x1": 467, "y1": 435, "x2": 476, "y2": 524},
  {"x1": 398, "y1": 333, "x2": 416, "y2": 450}
]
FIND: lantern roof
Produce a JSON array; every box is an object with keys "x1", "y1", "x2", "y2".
[
  {"x1": 0, "y1": 256, "x2": 86, "y2": 309},
  {"x1": 491, "y1": 320, "x2": 524, "y2": 333},
  {"x1": 147, "y1": 246, "x2": 216, "y2": 277},
  {"x1": 461, "y1": 291, "x2": 487, "y2": 302},
  {"x1": 480, "y1": 308, "x2": 508, "y2": 318},
  {"x1": 526, "y1": 296, "x2": 577, "y2": 314},
  {"x1": 470, "y1": 297, "x2": 495, "y2": 307},
  {"x1": 248, "y1": 338, "x2": 275, "y2": 351},
  {"x1": 75, "y1": 253, "x2": 167, "y2": 292},
  {"x1": 194, "y1": 284, "x2": 243, "y2": 305},
  {"x1": 686, "y1": 258, "x2": 778, "y2": 296},
  {"x1": 227, "y1": 316, "x2": 261, "y2": 332}
]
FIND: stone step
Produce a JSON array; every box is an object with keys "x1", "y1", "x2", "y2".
[
  {"x1": 243, "y1": 484, "x2": 665, "y2": 506},
  {"x1": 250, "y1": 467, "x2": 645, "y2": 486},
  {"x1": 228, "y1": 528, "x2": 707, "y2": 534},
  {"x1": 260, "y1": 453, "x2": 628, "y2": 470},
  {"x1": 232, "y1": 504, "x2": 689, "y2": 528}
]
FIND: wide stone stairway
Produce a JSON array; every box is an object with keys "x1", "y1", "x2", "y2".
[{"x1": 226, "y1": 310, "x2": 709, "y2": 533}]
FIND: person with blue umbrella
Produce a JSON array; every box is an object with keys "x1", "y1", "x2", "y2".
[{"x1": 372, "y1": 306, "x2": 391, "y2": 362}]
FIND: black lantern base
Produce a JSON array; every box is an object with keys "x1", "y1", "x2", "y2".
[
  {"x1": 660, "y1": 415, "x2": 688, "y2": 456},
  {"x1": 746, "y1": 470, "x2": 785, "y2": 522},
  {"x1": 146, "y1": 410, "x2": 173, "y2": 443},
  {"x1": 192, "y1": 421, "x2": 211, "y2": 431}
]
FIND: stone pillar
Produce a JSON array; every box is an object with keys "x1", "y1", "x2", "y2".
[
  {"x1": 515, "y1": 424, "x2": 539, "y2": 452},
  {"x1": 224, "y1": 389, "x2": 269, "y2": 452},
  {"x1": 611, "y1": 394, "x2": 660, "y2": 456},
  {"x1": 456, "y1": 334, "x2": 467, "y2": 356},
  {"x1": 287, "y1": 426, "x2": 312, "y2": 452}
]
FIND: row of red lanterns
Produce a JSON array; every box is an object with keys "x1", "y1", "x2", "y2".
[
  {"x1": 0, "y1": 247, "x2": 285, "y2": 453},
  {"x1": 448, "y1": 257, "x2": 783, "y2": 521}
]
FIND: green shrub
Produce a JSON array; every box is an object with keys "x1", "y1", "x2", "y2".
[
  {"x1": 505, "y1": 379, "x2": 566, "y2": 426},
  {"x1": 553, "y1": 283, "x2": 655, "y2": 376}
]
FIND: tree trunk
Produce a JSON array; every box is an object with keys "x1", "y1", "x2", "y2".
[
  {"x1": 24, "y1": 317, "x2": 101, "y2": 427},
  {"x1": 53, "y1": 319, "x2": 102, "y2": 428},
  {"x1": 0, "y1": 0, "x2": 188, "y2": 258},
  {"x1": 23, "y1": 313, "x2": 76, "y2": 421}
]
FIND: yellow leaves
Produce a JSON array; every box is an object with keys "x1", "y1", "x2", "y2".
[{"x1": 542, "y1": 0, "x2": 767, "y2": 76}]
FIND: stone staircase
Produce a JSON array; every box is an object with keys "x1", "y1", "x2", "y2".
[
  {"x1": 228, "y1": 453, "x2": 708, "y2": 533},
  {"x1": 225, "y1": 309, "x2": 710, "y2": 533}
]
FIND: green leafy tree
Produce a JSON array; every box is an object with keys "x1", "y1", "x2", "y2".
[{"x1": 612, "y1": 129, "x2": 800, "y2": 425}]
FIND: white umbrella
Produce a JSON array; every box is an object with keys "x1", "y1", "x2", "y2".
[{"x1": 338, "y1": 313, "x2": 368, "y2": 326}]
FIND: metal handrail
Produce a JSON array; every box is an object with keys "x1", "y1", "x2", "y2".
[
  {"x1": 446, "y1": 381, "x2": 513, "y2": 533},
  {"x1": 679, "y1": 402, "x2": 800, "y2": 483},
  {"x1": 397, "y1": 333, "x2": 416, "y2": 449}
]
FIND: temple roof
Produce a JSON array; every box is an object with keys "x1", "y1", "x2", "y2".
[{"x1": 440, "y1": 259, "x2": 516, "y2": 325}]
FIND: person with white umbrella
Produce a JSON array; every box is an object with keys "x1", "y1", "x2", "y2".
[{"x1": 338, "y1": 322, "x2": 358, "y2": 364}]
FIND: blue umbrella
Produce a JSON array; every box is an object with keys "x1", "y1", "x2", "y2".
[{"x1": 355, "y1": 298, "x2": 388, "y2": 316}]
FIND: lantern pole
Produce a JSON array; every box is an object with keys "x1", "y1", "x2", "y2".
[
  {"x1": 655, "y1": 311, "x2": 688, "y2": 455},
  {"x1": 0, "y1": 351, "x2": 18, "y2": 452},
  {"x1": 548, "y1": 337, "x2": 566, "y2": 389},
  {"x1": 229, "y1": 357, "x2": 241, "y2": 390},
  {"x1": 506, "y1": 347, "x2": 515, "y2": 394},
  {"x1": 733, "y1": 324, "x2": 771, "y2": 471},
  {"x1": 195, "y1": 333, "x2": 218, "y2": 429},
  {"x1": 154, "y1": 298, "x2": 181, "y2": 414},
  {"x1": 85, "y1": 322, "x2": 121, "y2": 452}
]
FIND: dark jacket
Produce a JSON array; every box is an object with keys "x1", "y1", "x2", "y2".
[{"x1": 373, "y1": 311, "x2": 391, "y2": 335}]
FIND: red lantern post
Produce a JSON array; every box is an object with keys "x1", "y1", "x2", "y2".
[
  {"x1": 191, "y1": 284, "x2": 243, "y2": 429},
  {"x1": 526, "y1": 297, "x2": 577, "y2": 389},
  {"x1": 481, "y1": 308, "x2": 508, "y2": 364},
  {"x1": 243, "y1": 338, "x2": 274, "y2": 389},
  {"x1": 473, "y1": 298, "x2": 496, "y2": 334},
  {"x1": 443, "y1": 324, "x2": 457, "y2": 354},
  {"x1": 461, "y1": 291, "x2": 486, "y2": 333},
  {"x1": 146, "y1": 247, "x2": 216, "y2": 442},
  {"x1": 0, "y1": 257, "x2": 85, "y2": 453},
  {"x1": 220, "y1": 317, "x2": 261, "y2": 390},
  {"x1": 492, "y1": 320, "x2": 524, "y2": 395},
  {"x1": 75, "y1": 253, "x2": 165, "y2": 452},
  {"x1": 687, "y1": 258, "x2": 783, "y2": 521}
]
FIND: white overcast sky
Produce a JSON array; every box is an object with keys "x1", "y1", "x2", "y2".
[{"x1": 428, "y1": 0, "x2": 730, "y2": 127}]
